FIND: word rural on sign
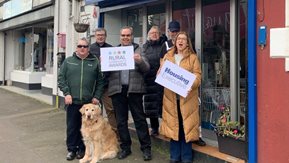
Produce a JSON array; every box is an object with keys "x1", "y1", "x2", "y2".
[
  {"x1": 100, "y1": 46, "x2": 135, "y2": 71},
  {"x1": 155, "y1": 60, "x2": 196, "y2": 98}
]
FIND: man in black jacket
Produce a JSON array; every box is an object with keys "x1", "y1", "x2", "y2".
[
  {"x1": 89, "y1": 28, "x2": 118, "y2": 137},
  {"x1": 159, "y1": 20, "x2": 180, "y2": 59},
  {"x1": 107, "y1": 26, "x2": 152, "y2": 161}
]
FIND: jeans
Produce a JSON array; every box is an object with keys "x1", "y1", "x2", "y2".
[
  {"x1": 170, "y1": 100, "x2": 193, "y2": 162},
  {"x1": 111, "y1": 86, "x2": 151, "y2": 152},
  {"x1": 66, "y1": 104, "x2": 85, "y2": 152}
]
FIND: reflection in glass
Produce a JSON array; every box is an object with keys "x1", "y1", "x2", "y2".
[
  {"x1": 172, "y1": 0, "x2": 195, "y2": 49},
  {"x1": 201, "y1": 0, "x2": 230, "y2": 130},
  {"x1": 147, "y1": 3, "x2": 166, "y2": 34}
]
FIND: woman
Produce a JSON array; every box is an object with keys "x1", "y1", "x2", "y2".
[
  {"x1": 142, "y1": 26, "x2": 167, "y2": 136},
  {"x1": 159, "y1": 32, "x2": 201, "y2": 163}
]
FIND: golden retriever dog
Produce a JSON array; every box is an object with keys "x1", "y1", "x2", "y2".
[{"x1": 79, "y1": 104, "x2": 119, "y2": 163}]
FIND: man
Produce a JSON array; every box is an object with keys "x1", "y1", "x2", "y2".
[
  {"x1": 58, "y1": 37, "x2": 105, "y2": 161},
  {"x1": 159, "y1": 20, "x2": 180, "y2": 59},
  {"x1": 90, "y1": 28, "x2": 118, "y2": 136},
  {"x1": 107, "y1": 26, "x2": 152, "y2": 161}
]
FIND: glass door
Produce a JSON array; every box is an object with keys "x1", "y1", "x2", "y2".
[
  {"x1": 201, "y1": 0, "x2": 230, "y2": 130},
  {"x1": 172, "y1": 0, "x2": 195, "y2": 50}
]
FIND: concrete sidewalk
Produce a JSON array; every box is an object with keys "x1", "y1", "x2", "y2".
[{"x1": 0, "y1": 88, "x2": 169, "y2": 163}]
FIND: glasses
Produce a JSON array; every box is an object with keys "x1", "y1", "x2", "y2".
[
  {"x1": 77, "y1": 45, "x2": 89, "y2": 48},
  {"x1": 121, "y1": 34, "x2": 131, "y2": 37}
]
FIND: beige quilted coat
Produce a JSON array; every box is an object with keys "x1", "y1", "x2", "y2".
[{"x1": 159, "y1": 48, "x2": 202, "y2": 142}]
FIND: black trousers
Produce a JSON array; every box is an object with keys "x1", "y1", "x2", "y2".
[
  {"x1": 111, "y1": 86, "x2": 151, "y2": 152},
  {"x1": 66, "y1": 104, "x2": 85, "y2": 152},
  {"x1": 150, "y1": 117, "x2": 159, "y2": 130}
]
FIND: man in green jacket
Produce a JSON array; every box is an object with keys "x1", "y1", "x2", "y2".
[{"x1": 58, "y1": 37, "x2": 105, "y2": 161}]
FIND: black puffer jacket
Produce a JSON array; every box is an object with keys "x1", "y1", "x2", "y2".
[{"x1": 142, "y1": 37, "x2": 166, "y2": 117}]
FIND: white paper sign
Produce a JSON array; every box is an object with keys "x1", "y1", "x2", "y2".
[
  {"x1": 155, "y1": 60, "x2": 196, "y2": 97},
  {"x1": 100, "y1": 46, "x2": 135, "y2": 71}
]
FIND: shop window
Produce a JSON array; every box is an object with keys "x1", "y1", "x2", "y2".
[
  {"x1": 127, "y1": 8, "x2": 143, "y2": 37},
  {"x1": 46, "y1": 28, "x2": 54, "y2": 74},
  {"x1": 127, "y1": 8, "x2": 143, "y2": 45},
  {"x1": 15, "y1": 25, "x2": 53, "y2": 73},
  {"x1": 201, "y1": 0, "x2": 230, "y2": 130},
  {"x1": 147, "y1": 3, "x2": 166, "y2": 35},
  {"x1": 172, "y1": 0, "x2": 195, "y2": 49},
  {"x1": 15, "y1": 28, "x2": 33, "y2": 71}
]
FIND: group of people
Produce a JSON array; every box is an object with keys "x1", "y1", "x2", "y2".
[{"x1": 58, "y1": 20, "x2": 205, "y2": 163}]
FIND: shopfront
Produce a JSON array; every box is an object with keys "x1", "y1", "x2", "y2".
[
  {"x1": 0, "y1": 0, "x2": 54, "y2": 91},
  {"x1": 93, "y1": 0, "x2": 248, "y2": 142}
]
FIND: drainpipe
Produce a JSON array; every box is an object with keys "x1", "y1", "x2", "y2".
[
  {"x1": 54, "y1": 0, "x2": 60, "y2": 108},
  {"x1": 2, "y1": 32, "x2": 6, "y2": 86},
  {"x1": 248, "y1": 0, "x2": 257, "y2": 163}
]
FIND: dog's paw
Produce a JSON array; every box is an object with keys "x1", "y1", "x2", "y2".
[
  {"x1": 90, "y1": 158, "x2": 100, "y2": 163},
  {"x1": 79, "y1": 156, "x2": 90, "y2": 163}
]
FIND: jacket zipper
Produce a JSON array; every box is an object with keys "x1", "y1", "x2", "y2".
[{"x1": 80, "y1": 60, "x2": 84, "y2": 103}]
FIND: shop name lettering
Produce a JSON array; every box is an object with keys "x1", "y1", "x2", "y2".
[
  {"x1": 162, "y1": 68, "x2": 189, "y2": 89},
  {"x1": 108, "y1": 55, "x2": 127, "y2": 67}
]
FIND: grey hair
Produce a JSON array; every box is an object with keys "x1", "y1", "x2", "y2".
[
  {"x1": 79, "y1": 37, "x2": 89, "y2": 45},
  {"x1": 95, "y1": 28, "x2": 107, "y2": 36},
  {"x1": 120, "y1": 26, "x2": 133, "y2": 35},
  {"x1": 147, "y1": 26, "x2": 160, "y2": 40}
]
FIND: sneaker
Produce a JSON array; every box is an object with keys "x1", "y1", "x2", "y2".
[{"x1": 193, "y1": 137, "x2": 206, "y2": 146}]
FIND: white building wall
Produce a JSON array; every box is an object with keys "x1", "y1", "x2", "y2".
[
  {"x1": 52, "y1": 0, "x2": 87, "y2": 96},
  {"x1": 5, "y1": 31, "x2": 16, "y2": 82},
  {"x1": 0, "y1": 32, "x2": 4, "y2": 84}
]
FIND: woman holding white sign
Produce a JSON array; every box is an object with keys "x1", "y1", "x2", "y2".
[{"x1": 158, "y1": 32, "x2": 202, "y2": 163}]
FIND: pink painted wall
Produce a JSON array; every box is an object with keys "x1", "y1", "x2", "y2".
[{"x1": 257, "y1": 0, "x2": 289, "y2": 162}]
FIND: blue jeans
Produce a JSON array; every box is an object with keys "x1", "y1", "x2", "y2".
[{"x1": 170, "y1": 100, "x2": 193, "y2": 162}]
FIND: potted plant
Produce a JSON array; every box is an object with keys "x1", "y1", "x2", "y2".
[
  {"x1": 213, "y1": 105, "x2": 247, "y2": 160},
  {"x1": 74, "y1": 17, "x2": 90, "y2": 33}
]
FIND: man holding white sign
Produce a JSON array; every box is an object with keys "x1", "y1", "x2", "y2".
[
  {"x1": 157, "y1": 32, "x2": 201, "y2": 163},
  {"x1": 106, "y1": 26, "x2": 152, "y2": 161}
]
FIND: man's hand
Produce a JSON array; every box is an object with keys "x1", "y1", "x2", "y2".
[
  {"x1": 92, "y1": 98, "x2": 100, "y2": 105},
  {"x1": 134, "y1": 53, "x2": 142, "y2": 64},
  {"x1": 65, "y1": 95, "x2": 72, "y2": 105}
]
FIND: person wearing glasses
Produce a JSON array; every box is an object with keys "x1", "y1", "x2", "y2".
[
  {"x1": 58, "y1": 37, "x2": 105, "y2": 161},
  {"x1": 159, "y1": 32, "x2": 202, "y2": 163},
  {"x1": 89, "y1": 28, "x2": 118, "y2": 138},
  {"x1": 106, "y1": 26, "x2": 152, "y2": 161}
]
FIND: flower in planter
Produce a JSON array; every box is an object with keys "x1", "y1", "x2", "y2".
[{"x1": 213, "y1": 105, "x2": 245, "y2": 140}]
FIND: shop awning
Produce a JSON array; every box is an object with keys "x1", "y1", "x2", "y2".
[{"x1": 85, "y1": 0, "x2": 155, "y2": 8}]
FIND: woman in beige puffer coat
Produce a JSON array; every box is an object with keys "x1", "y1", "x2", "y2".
[{"x1": 158, "y1": 31, "x2": 201, "y2": 163}]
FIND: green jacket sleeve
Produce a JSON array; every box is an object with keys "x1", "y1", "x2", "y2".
[{"x1": 58, "y1": 60, "x2": 70, "y2": 96}]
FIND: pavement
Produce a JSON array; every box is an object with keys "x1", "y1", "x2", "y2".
[{"x1": 0, "y1": 88, "x2": 170, "y2": 163}]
